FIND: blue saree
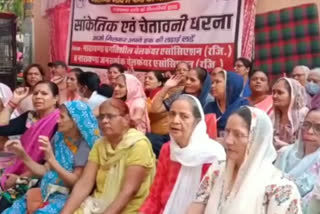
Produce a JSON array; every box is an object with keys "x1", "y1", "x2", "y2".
[
  {"x1": 204, "y1": 71, "x2": 249, "y2": 132},
  {"x1": 3, "y1": 101, "x2": 100, "y2": 214}
]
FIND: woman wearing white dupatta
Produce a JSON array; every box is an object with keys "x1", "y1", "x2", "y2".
[
  {"x1": 140, "y1": 94, "x2": 226, "y2": 214},
  {"x1": 188, "y1": 106, "x2": 302, "y2": 214}
]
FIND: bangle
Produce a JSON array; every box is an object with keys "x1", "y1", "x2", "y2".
[{"x1": 7, "y1": 100, "x2": 18, "y2": 109}]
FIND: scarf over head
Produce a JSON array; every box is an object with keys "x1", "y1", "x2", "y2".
[
  {"x1": 163, "y1": 95, "x2": 226, "y2": 214},
  {"x1": 204, "y1": 107, "x2": 279, "y2": 214},
  {"x1": 204, "y1": 71, "x2": 249, "y2": 131}
]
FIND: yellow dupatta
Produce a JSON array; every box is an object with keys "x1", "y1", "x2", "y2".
[{"x1": 79, "y1": 129, "x2": 155, "y2": 214}]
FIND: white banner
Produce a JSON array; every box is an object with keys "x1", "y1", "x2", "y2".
[{"x1": 68, "y1": 0, "x2": 244, "y2": 70}]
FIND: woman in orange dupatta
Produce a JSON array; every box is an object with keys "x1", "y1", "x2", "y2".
[{"x1": 247, "y1": 70, "x2": 273, "y2": 116}]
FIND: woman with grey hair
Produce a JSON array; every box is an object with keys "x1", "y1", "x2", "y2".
[
  {"x1": 140, "y1": 94, "x2": 225, "y2": 214},
  {"x1": 292, "y1": 65, "x2": 310, "y2": 87},
  {"x1": 307, "y1": 68, "x2": 320, "y2": 109}
]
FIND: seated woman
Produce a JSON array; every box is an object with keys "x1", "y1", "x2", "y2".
[
  {"x1": 144, "y1": 71, "x2": 166, "y2": 100},
  {"x1": 275, "y1": 108, "x2": 320, "y2": 212},
  {"x1": 113, "y1": 74, "x2": 151, "y2": 133},
  {"x1": 2, "y1": 101, "x2": 100, "y2": 213},
  {"x1": 234, "y1": 57, "x2": 252, "y2": 97},
  {"x1": 144, "y1": 71, "x2": 170, "y2": 157},
  {"x1": 272, "y1": 77, "x2": 309, "y2": 150},
  {"x1": 0, "y1": 64, "x2": 44, "y2": 123},
  {"x1": 66, "y1": 68, "x2": 83, "y2": 101},
  {"x1": 306, "y1": 68, "x2": 320, "y2": 108},
  {"x1": 60, "y1": 99, "x2": 155, "y2": 214},
  {"x1": 107, "y1": 63, "x2": 126, "y2": 87},
  {"x1": 204, "y1": 70, "x2": 249, "y2": 136},
  {"x1": 148, "y1": 61, "x2": 190, "y2": 112},
  {"x1": 139, "y1": 95, "x2": 226, "y2": 214},
  {"x1": 187, "y1": 106, "x2": 302, "y2": 214},
  {"x1": 0, "y1": 81, "x2": 59, "y2": 205},
  {"x1": 152, "y1": 67, "x2": 213, "y2": 112},
  {"x1": 77, "y1": 71, "x2": 113, "y2": 110},
  {"x1": 149, "y1": 67, "x2": 213, "y2": 154},
  {"x1": 247, "y1": 69, "x2": 273, "y2": 116}
]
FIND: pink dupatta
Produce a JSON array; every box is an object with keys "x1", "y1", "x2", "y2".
[
  {"x1": 254, "y1": 95, "x2": 273, "y2": 116},
  {"x1": 273, "y1": 78, "x2": 308, "y2": 148},
  {"x1": 123, "y1": 74, "x2": 150, "y2": 133},
  {"x1": 0, "y1": 109, "x2": 59, "y2": 189}
]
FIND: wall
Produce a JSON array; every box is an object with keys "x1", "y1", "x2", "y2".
[
  {"x1": 257, "y1": 0, "x2": 320, "y2": 22},
  {"x1": 31, "y1": 0, "x2": 320, "y2": 77},
  {"x1": 32, "y1": 0, "x2": 50, "y2": 78}
]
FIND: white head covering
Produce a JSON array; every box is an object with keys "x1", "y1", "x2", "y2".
[
  {"x1": 163, "y1": 94, "x2": 226, "y2": 214},
  {"x1": 204, "y1": 106, "x2": 278, "y2": 214},
  {"x1": 0, "y1": 83, "x2": 12, "y2": 105}
]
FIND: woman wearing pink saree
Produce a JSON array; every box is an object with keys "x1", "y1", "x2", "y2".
[
  {"x1": 0, "y1": 81, "x2": 59, "y2": 190},
  {"x1": 0, "y1": 64, "x2": 45, "y2": 123},
  {"x1": 247, "y1": 70, "x2": 273, "y2": 116},
  {"x1": 113, "y1": 74, "x2": 150, "y2": 133}
]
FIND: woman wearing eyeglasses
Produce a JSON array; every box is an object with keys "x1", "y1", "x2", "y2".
[
  {"x1": 187, "y1": 106, "x2": 302, "y2": 214},
  {"x1": 60, "y1": 99, "x2": 155, "y2": 214},
  {"x1": 275, "y1": 108, "x2": 320, "y2": 213},
  {"x1": 234, "y1": 57, "x2": 252, "y2": 97}
]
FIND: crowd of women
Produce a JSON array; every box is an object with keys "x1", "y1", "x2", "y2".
[{"x1": 0, "y1": 59, "x2": 318, "y2": 214}]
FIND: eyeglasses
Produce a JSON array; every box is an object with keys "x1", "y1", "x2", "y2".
[
  {"x1": 98, "y1": 113, "x2": 120, "y2": 121},
  {"x1": 302, "y1": 121, "x2": 320, "y2": 135}
]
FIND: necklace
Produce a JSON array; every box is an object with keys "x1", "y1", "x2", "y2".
[{"x1": 64, "y1": 137, "x2": 78, "y2": 154}]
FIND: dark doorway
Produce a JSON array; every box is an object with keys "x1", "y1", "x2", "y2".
[{"x1": 0, "y1": 13, "x2": 16, "y2": 90}]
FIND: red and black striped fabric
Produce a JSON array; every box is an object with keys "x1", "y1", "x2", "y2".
[{"x1": 254, "y1": 4, "x2": 320, "y2": 82}]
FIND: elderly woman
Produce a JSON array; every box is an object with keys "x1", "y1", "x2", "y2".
[
  {"x1": 275, "y1": 108, "x2": 320, "y2": 212},
  {"x1": 272, "y1": 77, "x2": 309, "y2": 150},
  {"x1": 60, "y1": 99, "x2": 155, "y2": 214},
  {"x1": 204, "y1": 70, "x2": 249, "y2": 135},
  {"x1": 149, "y1": 67, "x2": 213, "y2": 155},
  {"x1": 0, "y1": 81, "x2": 60, "y2": 190},
  {"x1": 247, "y1": 69, "x2": 273, "y2": 116},
  {"x1": 0, "y1": 64, "x2": 44, "y2": 123},
  {"x1": 292, "y1": 65, "x2": 310, "y2": 87},
  {"x1": 2, "y1": 101, "x2": 100, "y2": 213},
  {"x1": 306, "y1": 68, "x2": 320, "y2": 109},
  {"x1": 140, "y1": 95, "x2": 226, "y2": 214},
  {"x1": 187, "y1": 106, "x2": 302, "y2": 214},
  {"x1": 113, "y1": 74, "x2": 151, "y2": 133}
]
